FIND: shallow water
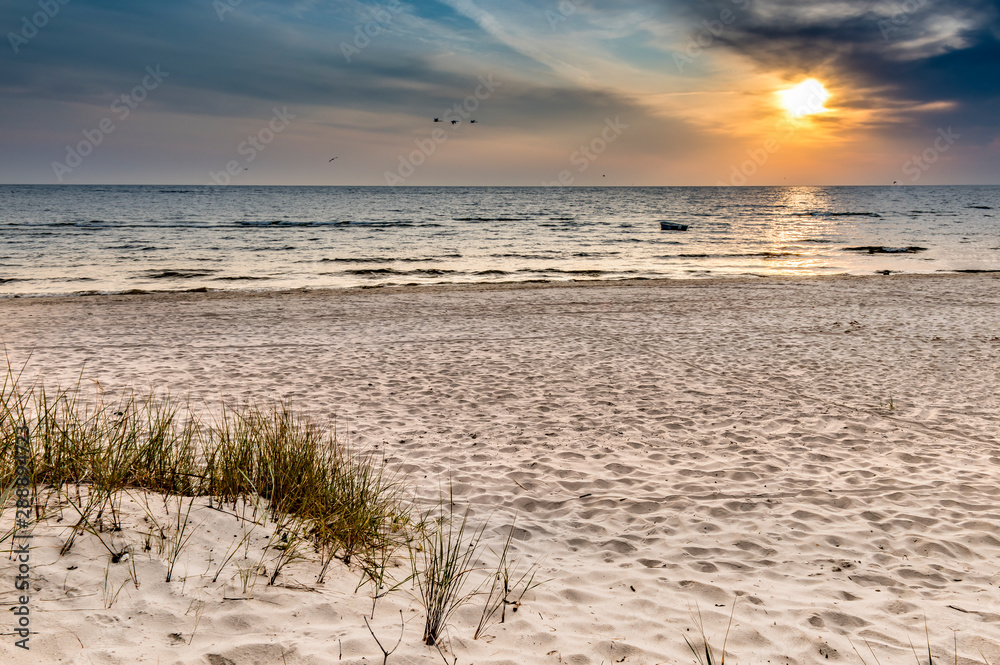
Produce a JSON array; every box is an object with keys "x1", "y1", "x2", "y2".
[{"x1": 1, "y1": 185, "x2": 998, "y2": 296}]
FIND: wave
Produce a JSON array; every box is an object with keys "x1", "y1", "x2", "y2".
[
  {"x1": 491, "y1": 253, "x2": 558, "y2": 260},
  {"x1": 319, "y1": 256, "x2": 450, "y2": 263},
  {"x1": 214, "y1": 275, "x2": 272, "y2": 281},
  {"x1": 801, "y1": 212, "x2": 882, "y2": 218},
  {"x1": 843, "y1": 246, "x2": 928, "y2": 254},
  {"x1": 355, "y1": 221, "x2": 443, "y2": 228},
  {"x1": 339, "y1": 267, "x2": 628, "y2": 278},
  {"x1": 237, "y1": 220, "x2": 351, "y2": 227},
  {"x1": 454, "y1": 217, "x2": 530, "y2": 222},
  {"x1": 105, "y1": 244, "x2": 162, "y2": 251},
  {"x1": 657, "y1": 252, "x2": 803, "y2": 259},
  {"x1": 346, "y1": 268, "x2": 458, "y2": 276},
  {"x1": 141, "y1": 269, "x2": 218, "y2": 279},
  {"x1": 237, "y1": 220, "x2": 434, "y2": 228},
  {"x1": 52, "y1": 220, "x2": 110, "y2": 227},
  {"x1": 38, "y1": 221, "x2": 212, "y2": 229},
  {"x1": 517, "y1": 268, "x2": 617, "y2": 275}
]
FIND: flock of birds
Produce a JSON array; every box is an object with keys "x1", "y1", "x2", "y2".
[{"x1": 328, "y1": 117, "x2": 479, "y2": 162}]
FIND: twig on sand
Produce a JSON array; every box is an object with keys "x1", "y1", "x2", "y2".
[{"x1": 364, "y1": 610, "x2": 404, "y2": 665}]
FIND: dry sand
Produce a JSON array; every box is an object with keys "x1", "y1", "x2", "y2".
[{"x1": 2, "y1": 274, "x2": 1000, "y2": 665}]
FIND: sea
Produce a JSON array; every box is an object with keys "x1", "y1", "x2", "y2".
[{"x1": 1, "y1": 185, "x2": 998, "y2": 297}]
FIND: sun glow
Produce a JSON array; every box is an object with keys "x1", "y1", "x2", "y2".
[{"x1": 777, "y1": 79, "x2": 831, "y2": 118}]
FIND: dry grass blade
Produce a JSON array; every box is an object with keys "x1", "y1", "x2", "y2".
[
  {"x1": 684, "y1": 601, "x2": 736, "y2": 665},
  {"x1": 165, "y1": 495, "x2": 199, "y2": 583},
  {"x1": 413, "y1": 495, "x2": 487, "y2": 646},
  {"x1": 474, "y1": 517, "x2": 544, "y2": 640}
]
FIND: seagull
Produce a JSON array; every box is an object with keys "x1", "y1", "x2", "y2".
[
  {"x1": 433, "y1": 118, "x2": 441, "y2": 123},
  {"x1": 328, "y1": 157, "x2": 339, "y2": 162}
]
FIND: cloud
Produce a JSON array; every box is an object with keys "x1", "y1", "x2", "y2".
[
  {"x1": 659, "y1": 0, "x2": 1000, "y2": 140},
  {"x1": 433, "y1": 0, "x2": 594, "y2": 82},
  {"x1": 1, "y1": 0, "x2": 996, "y2": 183}
]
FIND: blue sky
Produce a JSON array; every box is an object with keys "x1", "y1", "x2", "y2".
[{"x1": 1, "y1": 0, "x2": 998, "y2": 185}]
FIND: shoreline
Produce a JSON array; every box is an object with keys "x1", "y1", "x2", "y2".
[{"x1": 3, "y1": 270, "x2": 999, "y2": 306}]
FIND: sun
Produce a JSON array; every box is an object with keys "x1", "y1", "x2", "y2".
[{"x1": 777, "y1": 79, "x2": 831, "y2": 119}]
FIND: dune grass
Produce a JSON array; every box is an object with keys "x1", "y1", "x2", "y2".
[
  {"x1": 0, "y1": 359, "x2": 408, "y2": 587},
  {"x1": 412, "y1": 496, "x2": 489, "y2": 646},
  {"x1": 474, "y1": 517, "x2": 543, "y2": 640},
  {"x1": 1, "y1": 359, "x2": 551, "y2": 648}
]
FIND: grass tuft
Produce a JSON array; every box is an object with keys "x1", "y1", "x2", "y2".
[
  {"x1": 412, "y1": 493, "x2": 488, "y2": 646},
  {"x1": 0, "y1": 360, "x2": 409, "y2": 590}
]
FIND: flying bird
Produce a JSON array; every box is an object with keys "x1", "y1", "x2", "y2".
[{"x1": 328, "y1": 157, "x2": 339, "y2": 162}]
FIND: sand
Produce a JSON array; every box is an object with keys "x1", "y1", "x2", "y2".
[{"x1": 2, "y1": 274, "x2": 1000, "y2": 665}]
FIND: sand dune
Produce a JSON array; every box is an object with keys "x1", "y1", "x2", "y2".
[{"x1": 2, "y1": 274, "x2": 999, "y2": 664}]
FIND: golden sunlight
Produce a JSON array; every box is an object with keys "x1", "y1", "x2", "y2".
[{"x1": 777, "y1": 79, "x2": 831, "y2": 118}]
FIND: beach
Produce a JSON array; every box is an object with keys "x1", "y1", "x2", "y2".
[{"x1": 2, "y1": 273, "x2": 1000, "y2": 664}]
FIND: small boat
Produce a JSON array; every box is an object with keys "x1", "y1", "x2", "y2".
[{"x1": 659, "y1": 221, "x2": 688, "y2": 231}]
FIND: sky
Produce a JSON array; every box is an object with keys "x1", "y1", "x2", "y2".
[{"x1": 0, "y1": 0, "x2": 998, "y2": 185}]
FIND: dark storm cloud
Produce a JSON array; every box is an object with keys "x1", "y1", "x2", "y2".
[{"x1": 662, "y1": 0, "x2": 1000, "y2": 139}]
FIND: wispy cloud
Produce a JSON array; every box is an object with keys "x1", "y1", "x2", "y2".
[{"x1": 434, "y1": 0, "x2": 594, "y2": 83}]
